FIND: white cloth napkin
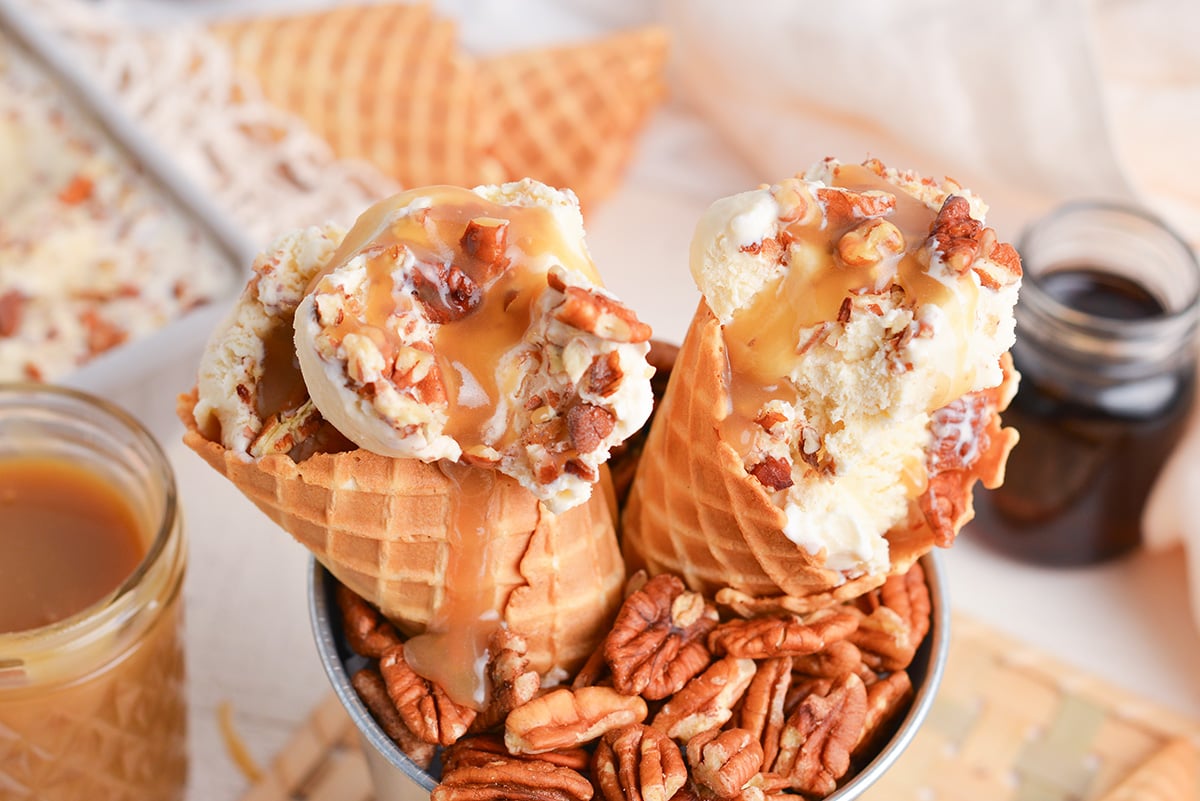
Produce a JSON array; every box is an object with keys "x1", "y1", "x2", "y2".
[{"x1": 660, "y1": 0, "x2": 1200, "y2": 623}]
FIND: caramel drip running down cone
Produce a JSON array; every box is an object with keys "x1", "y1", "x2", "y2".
[{"x1": 177, "y1": 390, "x2": 625, "y2": 683}]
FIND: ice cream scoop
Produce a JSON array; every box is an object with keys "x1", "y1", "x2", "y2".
[
  {"x1": 623, "y1": 158, "x2": 1022, "y2": 610},
  {"x1": 293, "y1": 179, "x2": 654, "y2": 513}
]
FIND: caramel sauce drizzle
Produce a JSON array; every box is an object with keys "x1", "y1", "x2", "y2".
[
  {"x1": 315, "y1": 185, "x2": 599, "y2": 450},
  {"x1": 401, "y1": 461, "x2": 502, "y2": 710},
  {"x1": 720, "y1": 165, "x2": 981, "y2": 466},
  {"x1": 310, "y1": 187, "x2": 600, "y2": 708}
]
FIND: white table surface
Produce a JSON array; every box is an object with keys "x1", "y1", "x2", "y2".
[{"x1": 60, "y1": 2, "x2": 1200, "y2": 800}]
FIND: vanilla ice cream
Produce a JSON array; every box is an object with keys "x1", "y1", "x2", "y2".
[
  {"x1": 195, "y1": 178, "x2": 655, "y2": 513},
  {"x1": 691, "y1": 158, "x2": 1021, "y2": 578}
]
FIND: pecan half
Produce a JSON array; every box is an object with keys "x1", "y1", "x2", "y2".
[
  {"x1": 735, "y1": 657, "x2": 792, "y2": 770},
  {"x1": 604, "y1": 574, "x2": 719, "y2": 700},
  {"x1": 592, "y1": 724, "x2": 687, "y2": 801},
  {"x1": 687, "y1": 727, "x2": 763, "y2": 799},
  {"x1": 708, "y1": 608, "x2": 859, "y2": 660},
  {"x1": 506, "y1": 687, "x2": 648, "y2": 755},
  {"x1": 853, "y1": 670, "x2": 914, "y2": 759},
  {"x1": 789, "y1": 640, "x2": 863, "y2": 679},
  {"x1": 350, "y1": 668, "x2": 436, "y2": 769},
  {"x1": 433, "y1": 754, "x2": 595, "y2": 801},
  {"x1": 380, "y1": 644, "x2": 477, "y2": 746},
  {"x1": 850, "y1": 563, "x2": 931, "y2": 672},
  {"x1": 444, "y1": 734, "x2": 590, "y2": 773},
  {"x1": 651, "y1": 657, "x2": 757, "y2": 743},
  {"x1": 335, "y1": 584, "x2": 402, "y2": 659},
  {"x1": 772, "y1": 672, "x2": 868, "y2": 796},
  {"x1": 474, "y1": 629, "x2": 541, "y2": 733}
]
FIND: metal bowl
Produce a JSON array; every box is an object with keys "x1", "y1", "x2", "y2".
[{"x1": 308, "y1": 551, "x2": 951, "y2": 801}]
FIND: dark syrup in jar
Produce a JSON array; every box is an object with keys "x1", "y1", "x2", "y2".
[{"x1": 972, "y1": 266, "x2": 1197, "y2": 566}]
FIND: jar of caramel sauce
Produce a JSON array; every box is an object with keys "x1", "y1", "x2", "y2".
[
  {"x1": 972, "y1": 202, "x2": 1200, "y2": 566},
  {"x1": 0, "y1": 384, "x2": 187, "y2": 800}
]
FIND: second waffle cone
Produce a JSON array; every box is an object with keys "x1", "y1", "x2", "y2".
[{"x1": 178, "y1": 390, "x2": 625, "y2": 680}]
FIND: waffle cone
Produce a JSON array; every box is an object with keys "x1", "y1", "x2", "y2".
[
  {"x1": 211, "y1": 4, "x2": 489, "y2": 189},
  {"x1": 212, "y1": 7, "x2": 667, "y2": 210},
  {"x1": 177, "y1": 390, "x2": 625, "y2": 678},
  {"x1": 622, "y1": 302, "x2": 1017, "y2": 614},
  {"x1": 475, "y1": 26, "x2": 669, "y2": 210},
  {"x1": 1096, "y1": 738, "x2": 1199, "y2": 801}
]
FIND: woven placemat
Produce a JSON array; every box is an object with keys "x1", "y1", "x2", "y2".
[{"x1": 239, "y1": 615, "x2": 1200, "y2": 801}]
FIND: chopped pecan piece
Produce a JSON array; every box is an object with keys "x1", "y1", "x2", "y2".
[
  {"x1": 474, "y1": 629, "x2": 541, "y2": 733},
  {"x1": 836, "y1": 218, "x2": 906, "y2": 267},
  {"x1": 586, "y1": 351, "x2": 624, "y2": 398},
  {"x1": 350, "y1": 668, "x2": 436, "y2": 769},
  {"x1": 930, "y1": 194, "x2": 1021, "y2": 288},
  {"x1": 749, "y1": 456, "x2": 793, "y2": 491},
  {"x1": 335, "y1": 584, "x2": 402, "y2": 659},
  {"x1": 0, "y1": 290, "x2": 26, "y2": 337},
  {"x1": 853, "y1": 670, "x2": 914, "y2": 759},
  {"x1": 460, "y1": 217, "x2": 511, "y2": 279},
  {"x1": 58, "y1": 173, "x2": 95, "y2": 205},
  {"x1": 567, "y1": 403, "x2": 615, "y2": 454},
  {"x1": 81, "y1": 309, "x2": 127, "y2": 355},
  {"x1": 708, "y1": 608, "x2": 859, "y2": 659},
  {"x1": 380, "y1": 644, "x2": 477, "y2": 746},
  {"x1": 592, "y1": 724, "x2": 687, "y2": 801},
  {"x1": 433, "y1": 754, "x2": 595, "y2": 801},
  {"x1": 814, "y1": 187, "x2": 895, "y2": 227},
  {"x1": 651, "y1": 657, "x2": 757, "y2": 743},
  {"x1": 248, "y1": 400, "x2": 325, "y2": 458},
  {"x1": 505, "y1": 687, "x2": 648, "y2": 755},
  {"x1": 687, "y1": 728, "x2": 763, "y2": 799},
  {"x1": 413, "y1": 261, "x2": 482, "y2": 323},
  {"x1": 772, "y1": 672, "x2": 867, "y2": 796},
  {"x1": 735, "y1": 657, "x2": 792, "y2": 769},
  {"x1": 604, "y1": 574, "x2": 719, "y2": 700},
  {"x1": 551, "y1": 276, "x2": 652, "y2": 343}
]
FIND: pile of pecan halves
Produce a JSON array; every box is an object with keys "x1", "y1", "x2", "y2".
[{"x1": 337, "y1": 555, "x2": 932, "y2": 801}]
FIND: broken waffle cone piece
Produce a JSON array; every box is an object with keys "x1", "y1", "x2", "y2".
[
  {"x1": 211, "y1": 3, "x2": 488, "y2": 189},
  {"x1": 211, "y1": 5, "x2": 668, "y2": 210},
  {"x1": 623, "y1": 158, "x2": 1022, "y2": 610},
  {"x1": 1095, "y1": 738, "x2": 1199, "y2": 801},
  {"x1": 179, "y1": 388, "x2": 625, "y2": 699},
  {"x1": 476, "y1": 26, "x2": 670, "y2": 211}
]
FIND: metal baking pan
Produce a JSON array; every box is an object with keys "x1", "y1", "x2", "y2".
[{"x1": 0, "y1": 0, "x2": 255, "y2": 438}]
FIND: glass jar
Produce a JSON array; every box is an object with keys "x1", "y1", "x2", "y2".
[
  {"x1": 0, "y1": 384, "x2": 188, "y2": 800},
  {"x1": 972, "y1": 202, "x2": 1200, "y2": 566}
]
